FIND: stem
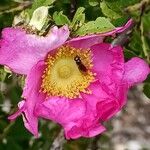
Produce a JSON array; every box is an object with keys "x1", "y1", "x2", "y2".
[
  {"x1": 87, "y1": 135, "x2": 101, "y2": 150},
  {"x1": 50, "y1": 129, "x2": 66, "y2": 150}
]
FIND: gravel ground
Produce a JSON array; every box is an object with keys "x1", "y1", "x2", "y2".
[{"x1": 110, "y1": 85, "x2": 150, "y2": 150}]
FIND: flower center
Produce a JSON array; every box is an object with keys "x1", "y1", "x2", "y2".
[
  {"x1": 41, "y1": 45, "x2": 95, "y2": 99},
  {"x1": 58, "y1": 65, "x2": 72, "y2": 79}
]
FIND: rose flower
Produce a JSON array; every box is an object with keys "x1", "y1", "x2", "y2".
[{"x1": 0, "y1": 19, "x2": 149, "y2": 139}]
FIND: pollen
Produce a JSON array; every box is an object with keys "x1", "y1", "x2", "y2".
[{"x1": 40, "y1": 45, "x2": 95, "y2": 99}]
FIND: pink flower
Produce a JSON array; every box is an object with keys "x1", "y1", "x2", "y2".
[{"x1": 0, "y1": 20, "x2": 149, "y2": 139}]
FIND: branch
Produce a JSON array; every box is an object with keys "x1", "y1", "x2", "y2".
[
  {"x1": 140, "y1": 17, "x2": 150, "y2": 62},
  {"x1": 0, "y1": 1, "x2": 32, "y2": 15},
  {"x1": 69, "y1": 0, "x2": 77, "y2": 19}
]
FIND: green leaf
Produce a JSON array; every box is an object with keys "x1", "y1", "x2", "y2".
[
  {"x1": 71, "y1": 7, "x2": 85, "y2": 30},
  {"x1": 143, "y1": 83, "x2": 150, "y2": 99},
  {"x1": 89, "y1": 0, "x2": 99, "y2": 6},
  {"x1": 75, "y1": 17, "x2": 115, "y2": 36},
  {"x1": 129, "y1": 30, "x2": 142, "y2": 54},
  {"x1": 112, "y1": 17, "x2": 128, "y2": 26},
  {"x1": 100, "y1": 1, "x2": 121, "y2": 19},
  {"x1": 53, "y1": 11, "x2": 71, "y2": 25},
  {"x1": 26, "y1": 0, "x2": 55, "y2": 17}
]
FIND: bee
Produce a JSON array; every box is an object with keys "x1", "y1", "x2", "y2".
[{"x1": 74, "y1": 55, "x2": 87, "y2": 73}]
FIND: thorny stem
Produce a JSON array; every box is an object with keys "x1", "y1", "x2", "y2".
[{"x1": 50, "y1": 129, "x2": 66, "y2": 150}]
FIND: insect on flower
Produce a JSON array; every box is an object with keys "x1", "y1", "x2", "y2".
[{"x1": 74, "y1": 55, "x2": 87, "y2": 73}]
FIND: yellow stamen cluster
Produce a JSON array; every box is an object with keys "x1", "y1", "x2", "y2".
[{"x1": 40, "y1": 45, "x2": 95, "y2": 99}]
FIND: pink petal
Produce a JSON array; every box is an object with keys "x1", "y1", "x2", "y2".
[
  {"x1": 90, "y1": 43, "x2": 128, "y2": 109},
  {"x1": 67, "y1": 19, "x2": 133, "y2": 49},
  {"x1": 36, "y1": 97, "x2": 86, "y2": 125},
  {"x1": 35, "y1": 91, "x2": 106, "y2": 139},
  {"x1": 91, "y1": 43, "x2": 124, "y2": 84},
  {"x1": 63, "y1": 110, "x2": 106, "y2": 139},
  {"x1": 81, "y1": 81, "x2": 110, "y2": 112},
  {"x1": 91, "y1": 43, "x2": 113, "y2": 76},
  {"x1": 36, "y1": 97, "x2": 92, "y2": 139},
  {"x1": 87, "y1": 124, "x2": 106, "y2": 138},
  {"x1": 82, "y1": 81, "x2": 123, "y2": 122},
  {"x1": 97, "y1": 99, "x2": 119, "y2": 121},
  {"x1": 123, "y1": 57, "x2": 150, "y2": 86},
  {"x1": 64, "y1": 122, "x2": 106, "y2": 139},
  {"x1": 115, "y1": 84, "x2": 128, "y2": 107},
  {"x1": 68, "y1": 36, "x2": 103, "y2": 49},
  {"x1": 8, "y1": 100, "x2": 25, "y2": 120},
  {"x1": 0, "y1": 25, "x2": 69, "y2": 75},
  {"x1": 9, "y1": 60, "x2": 46, "y2": 136},
  {"x1": 22, "y1": 61, "x2": 46, "y2": 136},
  {"x1": 22, "y1": 60, "x2": 45, "y2": 98},
  {"x1": 8, "y1": 99, "x2": 39, "y2": 137}
]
